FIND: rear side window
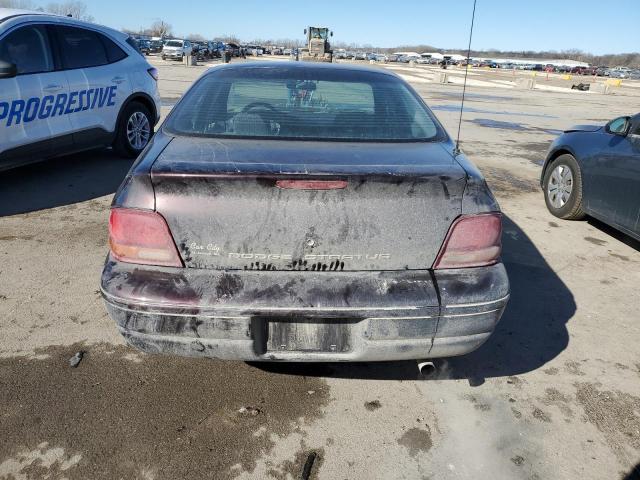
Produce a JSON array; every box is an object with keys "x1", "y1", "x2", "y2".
[
  {"x1": 100, "y1": 34, "x2": 127, "y2": 63},
  {"x1": 165, "y1": 67, "x2": 443, "y2": 142},
  {"x1": 0, "y1": 25, "x2": 53, "y2": 75},
  {"x1": 55, "y1": 25, "x2": 108, "y2": 69}
]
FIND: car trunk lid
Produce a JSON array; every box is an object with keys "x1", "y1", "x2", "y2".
[{"x1": 151, "y1": 137, "x2": 466, "y2": 271}]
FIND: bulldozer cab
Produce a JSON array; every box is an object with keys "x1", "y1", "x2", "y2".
[
  {"x1": 305, "y1": 27, "x2": 331, "y2": 41},
  {"x1": 300, "y1": 27, "x2": 333, "y2": 62}
]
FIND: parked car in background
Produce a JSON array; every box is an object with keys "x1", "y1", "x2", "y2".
[
  {"x1": 244, "y1": 45, "x2": 263, "y2": 56},
  {"x1": 161, "y1": 39, "x2": 192, "y2": 60},
  {"x1": 570, "y1": 66, "x2": 589, "y2": 75},
  {"x1": 194, "y1": 42, "x2": 210, "y2": 60},
  {"x1": 135, "y1": 39, "x2": 150, "y2": 55},
  {"x1": 225, "y1": 42, "x2": 240, "y2": 57},
  {"x1": 101, "y1": 61, "x2": 509, "y2": 362},
  {"x1": 609, "y1": 67, "x2": 631, "y2": 79},
  {"x1": 149, "y1": 39, "x2": 163, "y2": 54},
  {"x1": 541, "y1": 114, "x2": 640, "y2": 241},
  {"x1": 210, "y1": 41, "x2": 223, "y2": 58},
  {"x1": 334, "y1": 49, "x2": 347, "y2": 59},
  {"x1": 0, "y1": 8, "x2": 161, "y2": 170}
]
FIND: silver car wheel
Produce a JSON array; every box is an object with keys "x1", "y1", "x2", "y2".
[
  {"x1": 547, "y1": 164, "x2": 574, "y2": 208},
  {"x1": 126, "y1": 112, "x2": 151, "y2": 150}
]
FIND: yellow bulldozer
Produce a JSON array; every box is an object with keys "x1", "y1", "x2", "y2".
[{"x1": 299, "y1": 27, "x2": 333, "y2": 62}]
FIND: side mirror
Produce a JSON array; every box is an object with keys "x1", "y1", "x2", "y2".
[
  {"x1": 0, "y1": 59, "x2": 17, "y2": 79},
  {"x1": 330, "y1": 31, "x2": 333, "y2": 37},
  {"x1": 606, "y1": 116, "x2": 631, "y2": 136}
]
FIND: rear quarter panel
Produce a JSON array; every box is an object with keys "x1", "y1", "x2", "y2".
[{"x1": 542, "y1": 131, "x2": 618, "y2": 217}]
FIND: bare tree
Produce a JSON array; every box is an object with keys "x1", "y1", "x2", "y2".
[
  {"x1": 0, "y1": 0, "x2": 36, "y2": 7},
  {"x1": 45, "y1": 1, "x2": 93, "y2": 21},
  {"x1": 214, "y1": 35, "x2": 241, "y2": 44},
  {"x1": 149, "y1": 20, "x2": 172, "y2": 38},
  {"x1": 187, "y1": 33, "x2": 206, "y2": 42}
]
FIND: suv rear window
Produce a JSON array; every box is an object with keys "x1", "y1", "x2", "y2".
[{"x1": 165, "y1": 67, "x2": 444, "y2": 142}]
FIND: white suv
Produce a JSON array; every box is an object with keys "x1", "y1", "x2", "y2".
[
  {"x1": 0, "y1": 8, "x2": 161, "y2": 171},
  {"x1": 161, "y1": 39, "x2": 192, "y2": 61}
]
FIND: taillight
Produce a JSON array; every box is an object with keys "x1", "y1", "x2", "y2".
[
  {"x1": 433, "y1": 213, "x2": 502, "y2": 269},
  {"x1": 108, "y1": 208, "x2": 182, "y2": 267},
  {"x1": 147, "y1": 67, "x2": 158, "y2": 81}
]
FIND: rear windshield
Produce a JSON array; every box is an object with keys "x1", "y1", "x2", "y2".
[
  {"x1": 165, "y1": 40, "x2": 182, "y2": 47},
  {"x1": 164, "y1": 66, "x2": 445, "y2": 142}
]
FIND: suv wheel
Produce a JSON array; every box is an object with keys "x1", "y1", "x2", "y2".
[
  {"x1": 113, "y1": 101, "x2": 153, "y2": 158},
  {"x1": 542, "y1": 154, "x2": 586, "y2": 220}
]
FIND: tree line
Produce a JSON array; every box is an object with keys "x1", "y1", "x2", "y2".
[
  {"x1": 372, "y1": 44, "x2": 639, "y2": 67},
  {"x1": 0, "y1": 0, "x2": 93, "y2": 21},
  {"x1": 1, "y1": 1, "x2": 637, "y2": 67}
]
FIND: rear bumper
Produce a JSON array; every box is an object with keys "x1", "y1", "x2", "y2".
[{"x1": 101, "y1": 259, "x2": 509, "y2": 361}]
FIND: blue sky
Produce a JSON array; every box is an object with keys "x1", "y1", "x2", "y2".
[{"x1": 86, "y1": 0, "x2": 639, "y2": 55}]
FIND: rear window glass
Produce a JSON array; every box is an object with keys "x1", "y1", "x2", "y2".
[
  {"x1": 165, "y1": 41, "x2": 182, "y2": 47},
  {"x1": 100, "y1": 34, "x2": 127, "y2": 63},
  {"x1": 165, "y1": 67, "x2": 443, "y2": 142},
  {"x1": 56, "y1": 26, "x2": 108, "y2": 69}
]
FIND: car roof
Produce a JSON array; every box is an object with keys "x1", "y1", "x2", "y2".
[{"x1": 205, "y1": 61, "x2": 400, "y2": 79}]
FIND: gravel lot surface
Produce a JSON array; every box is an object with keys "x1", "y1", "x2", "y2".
[{"x1": 1, "y1": 56, "x2": 639, "y2": 480}]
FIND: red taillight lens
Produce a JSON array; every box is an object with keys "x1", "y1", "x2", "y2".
[
  {"x1": 147, "y1": 67, "x2": 158, "y2": 81},
  {"x1": 433, "y1": 213, "x2": 502, "y2": 269},
  {"x1": 108, "y1": 208, "x2": 182, "y2": 267}
]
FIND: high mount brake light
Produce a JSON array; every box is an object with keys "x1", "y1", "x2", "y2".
[
  {"x1": 433, "y1": 213, "x2": 502, "y2": 269},
  {"x1": 108, "y1": 208, "x2": 182, "y2": 267},
  {"x1": 276, "y1": 179, "x2": 348, "y2": 190}
]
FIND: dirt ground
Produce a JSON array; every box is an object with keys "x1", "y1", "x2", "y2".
[{"x1": 1, "y1": 56, "x2": 639, "y2": 480}]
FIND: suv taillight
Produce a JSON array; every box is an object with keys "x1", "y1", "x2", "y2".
[
  {"x1": 108, "y1": 208, "x2": 182, "y2": 267},
  {"x1": 433, "y1": 213, "x2": 502, "y2": 269}
]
